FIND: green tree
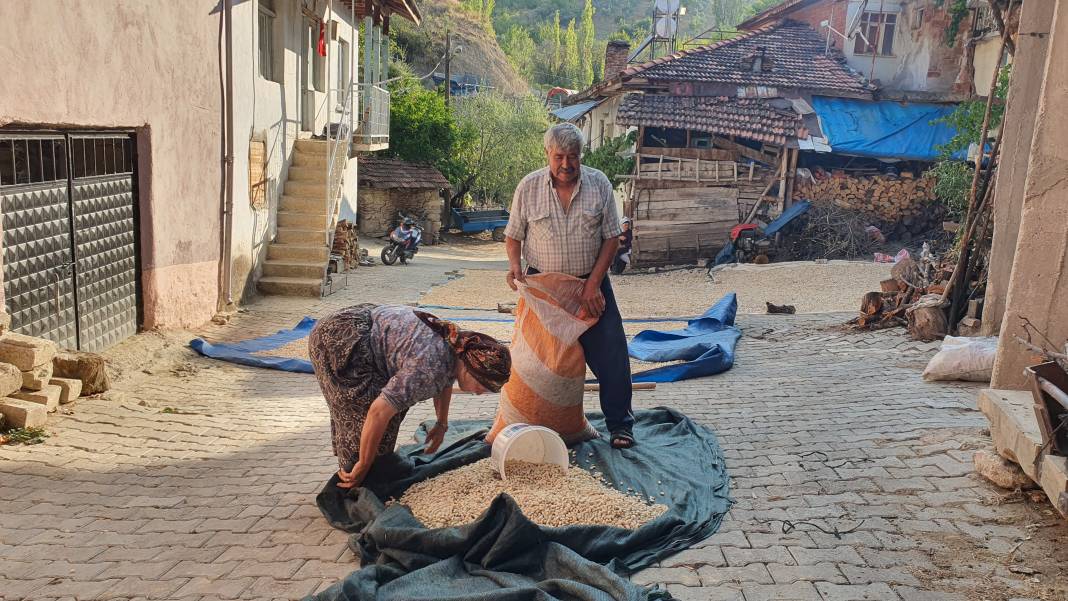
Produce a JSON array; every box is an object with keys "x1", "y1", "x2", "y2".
[
  {"x1": 537, "y1": 11, "x2": 563, "y2": 79},
  {"x1": 581, "y1": 131, "x2": 637, "y2": 185},
  {"x1": 578, "y1": 0, "x2": 596, "y2": 87},
  {"x1": 451, "y1": 93, "x2": 550, "y2": 205},
  {"x1": 499, "y1": 25, "x2": 536, "y2": 80},
  {"x1": 563, "y1": 19, "x2": 581, "y2": 85},
  {"x1": 387, "y1": 83, "x2": 470, "y2": 184}
]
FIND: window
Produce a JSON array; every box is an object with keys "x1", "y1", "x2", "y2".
[
  {"x1": 853, "y1": 12, "x2": 897, "y2": 56},
  {"x1": 337, "y1": 39, "x2": 351, "y2": 90},
  {"x1": 258, "y1": 0, "x2": 279, "y2": 82}
]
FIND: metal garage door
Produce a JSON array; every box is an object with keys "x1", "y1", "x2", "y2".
[{"x1": 0, "y1": 131, "x2": 140, "y2": 351}]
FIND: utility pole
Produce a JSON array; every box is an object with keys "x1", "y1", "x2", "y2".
[{"x1": 444, "y1": 27, "x2": 452, "y2": 106}]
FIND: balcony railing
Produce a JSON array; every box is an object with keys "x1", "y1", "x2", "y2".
[{"x1": 354, "y1": 84, "x2": 390, "y2": 151}]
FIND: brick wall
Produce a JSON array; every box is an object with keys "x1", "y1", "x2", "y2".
[
  {"x1": 779, "y1": 0, "x2": 849, "y2": 51},
  {"x1": 604, "y1": 41, "x2": 631, "y2": 80}
]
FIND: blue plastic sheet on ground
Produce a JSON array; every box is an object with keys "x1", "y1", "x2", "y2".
[
  {"x1": 812, "y1": 96, "x2": 967, "y2": 161},
  {"x1": 313, "y1": 408, "x2": 731, "y2": 601},
  {"x1": 628, "y1": 293, "x2": 741, "y2": 383},
  {"x1": 190, "y1": 310, "x2": 716, "y2": 375},
  {"x1": 189, "y1": 317, "x2": 316, "y2": 374}
]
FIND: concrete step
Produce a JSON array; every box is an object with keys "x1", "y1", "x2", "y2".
[
  {"x1": 276, "y1": 227, "x2": 329, "y2": 245},
  {"x1": 267, "y1": 243, "x2": 330, "y2": 262},
  {"x1": 278, "y1": 210, "x2": 328, "y2": 229},
  {"x1": 280, "y1": 195, "x2": 329, "y2": 214},
  {"x1": 263, "y1": 259, "x2": 327, "y2": 279},
  {"x1": 258, "y1": 276, "x2": 323, "y2": 297},
  {"x1": 293, "y1": 153, "x2": 329, "y2": 168},
  {"x1": 285, "y1": 180, "x2": 327, "y2": 198},
  {"x1": 294, "y1": 139, "x2": 329, "y2": 154},
  {"x1": 287, "y1": 166, "x2": 324, "y2": 181}
]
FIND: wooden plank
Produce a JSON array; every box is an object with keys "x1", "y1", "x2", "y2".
[
  {"x1": 646, "y1": 187, "x2": 739, "y2": 202},
  {"x1": 711, "y1": 136, "x2": 778, "y2": 165},
  {"x1": 636, "y1": 146, "x2": 736, "y2": 161}
]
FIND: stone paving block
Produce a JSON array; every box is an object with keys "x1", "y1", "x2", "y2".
[
  {"x1": 659, "y1": 547, "x2": 726, "y2": 568},
  {"x1": 215, "y1": 545, "x2": 287, "y2": 563},
  {"x1": 241, "y1": 576, "x2": 325, "y2": 599},
  {"x1": 631, "y1": 566, "x2": 701, "y2": 587},
  {"x1": 766, "y1": 562, "x2": 846, "y2": 584},
  {"x1": 28, "y1": 577, "x2": 120, "y2": 599},
  {"x1": 171, "y1": 576, "x2": 255, "y2": 599},
  {"x1": 697, "y1": 564, "x2": 773, "y2": 585},
  {"x1": 722, "y1": 545, "x2": 794, "y2": 566},
  {"x1": 0, "y1": 333, "x2": 57, "y2": 371},
  {"x1": 163, "y1": 559, "x2": 239, "y2": 579},
  {"x1": 742, "y1": 582, "x2": 822, "y2": 600},
  {"x1": 293, "y1": 559, "x2": 361, "y2": 581},
  {"x1": 840, "y1": 564, "x2": 922, "y2": 587},
  {"x1": 0, "y1": 577, "x2": 51, "y2": 599},
  {"x1": 10, "y1": 385, "x2": 61, "y2": 412},
  {"x1": 98, "y1": 576, "x2": 188, "y2": 599},
  {"x1": 817, "y1": 582, "x2": 902, "y2": 600},
  {"x1": 229, "y1": 559, "x2": 305, "y2": 579},
  {"x1": 666, "y1": 584, "x2": 745, "y2": 601},
  {"x1": 0, "y1": 363, "x2": 22, "y2": 397},
  {"x1": 788, "y1": 545, "x2": 866, "y2": 566},
  {"x1": 0, "y1": 397, "x2": 47, "y2": 428},
  {"x1": 49, "y1": 377, "x2": 82, "y2": 404},
  {"x1": 96, "y1": 560, "x2": 179, "y2": 580}
]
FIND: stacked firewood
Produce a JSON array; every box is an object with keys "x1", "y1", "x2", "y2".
[
  {"x1": 794, "y1": 174, "x2": 944, "y2": 237},
  {"x1": 333, "y1": 220, "x2": 360, "y2": 270},
  {"x1": 850, "y1": 257, "x2": 957, "y2": 341}
]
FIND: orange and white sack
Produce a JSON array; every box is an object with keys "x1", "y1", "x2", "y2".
[{"x1": 486, "y1": 273, "x2": 599, "y2": 444}]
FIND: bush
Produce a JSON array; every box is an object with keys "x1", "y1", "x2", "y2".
[{"x1": 581, "y1": 131, "x2": 637, "y2": 185}]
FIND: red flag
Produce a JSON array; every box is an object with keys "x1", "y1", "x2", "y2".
[{"x1": 318, "y1": 21, "x2": 327, "y2": 57}]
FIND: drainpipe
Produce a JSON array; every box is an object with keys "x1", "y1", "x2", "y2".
[{"x1": 220, "y1": 0, "x2": 235, "y2": 308}]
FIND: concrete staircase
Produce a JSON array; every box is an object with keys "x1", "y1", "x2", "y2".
[{"x1": 258, "y1": 139, "x2": 336, "y2": 297}]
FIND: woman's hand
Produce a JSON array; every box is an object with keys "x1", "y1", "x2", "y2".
[
  {"x1": 423, "y1": 421, "x2": 449, "y2": 454},
  {"x1": 337, "y1": 461, "x2": 369, "y2": 489}
]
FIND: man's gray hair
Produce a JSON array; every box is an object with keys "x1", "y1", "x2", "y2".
[{"x1": 543, "y1": 123, "x2": 585, "y2": 154}]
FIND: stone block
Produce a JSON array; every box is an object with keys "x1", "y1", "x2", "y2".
[
  {"x1": 50, "y1": 377, "x2": 83, "y2": 404},
  {"x1": 973, "y1": 449, "x2": 1035, "y2": 490},
  {"x1": 53, "y1": 350, "x2": 111, "y2": 395},
  {"x1": 12, "y1": 384, "x2": 62, "y2": 412},
  {"x1": 0, "y1": 332, "x2": 58, "y2": 371},
  {"x1": 21, "y1": 362, "x2": 54, "y2": 391},
  {"x1": 0, "y1": 397, "x2": 47, "y2": 428},
  {"x1": 0, "y1": 312, "x2": 11, "y2": 336},
  {"x1": 0, "y1": 362, "x2": 22, "y2": 396}
]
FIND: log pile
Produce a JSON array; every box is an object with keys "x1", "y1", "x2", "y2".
[
  {"x1": 333, "y1": 220, "x2": 360, "y2": 270},
  {"x1": 849, "y1": 256, "x2": 959, "y2": 341},
  {"x1": 794, "y1": 173, "x2": 945, "y2": 239}
]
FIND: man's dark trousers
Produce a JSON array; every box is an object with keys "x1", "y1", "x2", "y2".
[{"x1": 527, "y1": 267, "x2": 634, "y2": 434}]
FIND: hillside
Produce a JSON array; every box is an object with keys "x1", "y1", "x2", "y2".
[{"x1": 392, "y1": 0, "x2": 530, "y2": 97}]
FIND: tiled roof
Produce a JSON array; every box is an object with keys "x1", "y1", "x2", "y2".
[
  {"x1": 358, "y1": 157, "x2": 450, "y2": 189},
  {"x1": 620, "y1": 21, "x2": 871, "y2": 96},
  {"x1": 737, "y1": 0, "x2": 816, "y2": 30},
  {"x1": 616, "y1": 95, "x2": 805, "y2": 145}
]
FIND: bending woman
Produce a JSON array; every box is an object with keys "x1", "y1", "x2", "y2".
[{"x1": 309, "y1": 304, "x2": 511, "y2": 489}]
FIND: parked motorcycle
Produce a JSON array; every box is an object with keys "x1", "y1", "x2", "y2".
[{"x1": 381, "y1": 214, "x2": 423, "y2": 265}]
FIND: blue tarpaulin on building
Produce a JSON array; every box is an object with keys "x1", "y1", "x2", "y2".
[{"x1": 811, "y1": 97, "x2": 966, "y2": 161}]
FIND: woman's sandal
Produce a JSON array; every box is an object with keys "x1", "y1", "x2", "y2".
[{"x1": 610, "y1": 429, "x2": 636, "y2": 449}]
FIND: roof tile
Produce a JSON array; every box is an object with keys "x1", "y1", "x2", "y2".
[{"x1": 617, "y1": 95, "x2": 805, "y2": 145}]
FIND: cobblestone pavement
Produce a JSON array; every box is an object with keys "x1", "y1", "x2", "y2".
[{"x1": 1, "y1": 241, "x2": 1066, "y2": 601}]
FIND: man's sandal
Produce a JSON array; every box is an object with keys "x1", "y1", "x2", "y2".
[{"x1": 610, "y1": 428, "x2": 636, "y2": 449}]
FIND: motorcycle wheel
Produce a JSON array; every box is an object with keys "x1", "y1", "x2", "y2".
[{"x1": 380, "y1": 245, "x2": 399, "y2": 266}]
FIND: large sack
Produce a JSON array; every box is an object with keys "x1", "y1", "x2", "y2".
[
  {"x1": 922, "y1": 335, "x2": 999, "y2": 382},
  {"x1": 487, "y1": 273, "x2": 599, "y2": 444}
]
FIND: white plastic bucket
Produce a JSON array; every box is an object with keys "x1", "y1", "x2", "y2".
[{"x1": 490, "y1": 423, "x2": 569, "y2": 480}]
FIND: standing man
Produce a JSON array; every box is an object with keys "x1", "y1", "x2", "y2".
[{"x1": 504, "y1": 123, "x2": 635, "y2": 449}]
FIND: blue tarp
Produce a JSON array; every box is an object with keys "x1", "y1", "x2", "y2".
[
  {"x1": 763, "y1": 200, "x2": 811, "y2": 236},
  {"x1": 190, "y1": 311, "x2": 712, "y2": 375},
  {"x1": 628, "y1": 293, "x2": 742, "y2": 383},
  {"x1": 811, "y1": 97, "x2": 966, "y2": 161},
  {"x1": 189, "y1": 317, "x2": 316, "y2": 374}
]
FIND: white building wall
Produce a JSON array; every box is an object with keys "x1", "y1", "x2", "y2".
[{"x1": 229, "y1": 0, "x2": 360, "y2": 300}]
